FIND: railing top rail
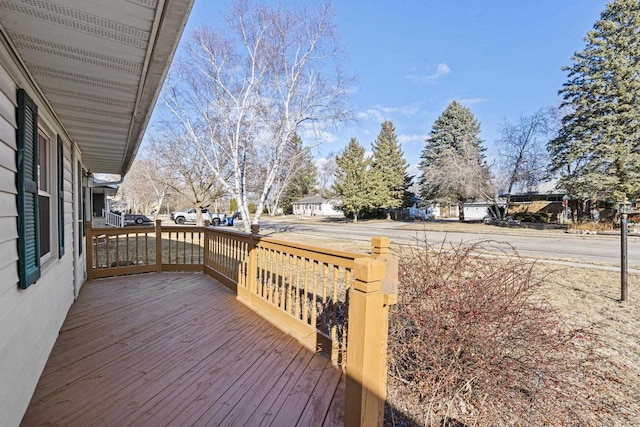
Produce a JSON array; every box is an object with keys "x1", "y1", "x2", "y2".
[
  {"x1": 255, "y1": 235, "x2": 369, "y2": 267},
  {"x1": 202, "y1": 226, "x2": 252, "y2": 242},
  {"x1": 90, "y1": 225, "x2": 156, "y2": 235},
  {"x1": 155, "y1": 225, "x2": 205, "y2": 233}
]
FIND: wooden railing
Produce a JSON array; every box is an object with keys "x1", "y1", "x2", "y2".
[
  {"x1": 102, "y1": 209, "x2": 125, "y2": 227},
  {"x1": 85, "y1": 220, "x2": 396, "y2": 426}
]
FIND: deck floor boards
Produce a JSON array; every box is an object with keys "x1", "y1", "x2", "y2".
[{"x1": 21, "y1": 272, "x2": 344, "y2": 426}]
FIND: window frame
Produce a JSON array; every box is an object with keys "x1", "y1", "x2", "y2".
[{"x1": 37, "y1": 130, "x2": 52, "y2": 262}]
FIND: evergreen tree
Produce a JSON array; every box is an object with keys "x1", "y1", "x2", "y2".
[
  {"x1": 402, "y1": 174, "x2": 416, "y2": 208},
  {"x1": 332, "y1": 138, "x2": 383, "y2": 222},
  {"x1": 280, "y1": 140, "x2": 318, "y2": 213},
  {"x1": 371, "y1": 121, "x2": 409, "y2": 219},
  {"x1": 419, "y1": 101, "x2": 490, "y2": 220},
  {"x1": 548, "y1": 0, "x2": 640, "y2": 201},
  {"x1": 264, "y1": 133, "x2": 318, "y2": 215}
]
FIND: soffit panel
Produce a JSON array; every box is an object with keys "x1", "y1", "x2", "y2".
[{"x1": 0, "y1": 0, "x2": 193, "y2": 175}]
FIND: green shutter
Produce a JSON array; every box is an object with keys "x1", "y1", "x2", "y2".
[
  {"x1": 57, "y1": 136, "x2": 65, "y2": 258},
  {"x1": 17, "y1": 89, "x2": 40, "y2": 289}
]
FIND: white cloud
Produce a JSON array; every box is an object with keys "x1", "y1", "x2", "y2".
[
  {"x1": 398, "y1": 134, "x2": 428, "y2": 145},
  {"x1": 356, "y1": 108, "x2": 385, "y2": 122},
  {"x1": 357, "y1": 104, "x2": 421, "y2": 123},
  {"x1": 375, "y1": 104, "x2": 420, "y2": 117},
  {"x1": 406, "y1": 63, "x2": 451, "y2": 83},
  {"x1": 457, "y1": 97, "x2": 488, "y2": 106},
  {"x1": 298, "y1": 122, "x2": 337, "y2": 144}
]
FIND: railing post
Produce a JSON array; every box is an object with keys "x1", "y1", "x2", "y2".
[
  {"x1": 203, "y1": 223, "x2": 210, "y2": 270},
  {"x1": 371, "y1": 236, "x2": 389, "y2": 257},
  {"x1": 344, "y1": 257, "x2": 388, "y2": 427},
  {"x1": 371, "y1": 236, "x2": 399, "y2": 304},
  {"x1": 85, "y1": 221, "x2": 93, "y2": 279},
  {"x1": 155, "y1": 219, "x2": 162, "y2": 272},
  {"x1": 243, "y1": 224, "x2": 260, "y2": 301}
]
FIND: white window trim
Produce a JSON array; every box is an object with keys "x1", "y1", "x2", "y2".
[{"x1": 37, "y1": 125, "x2": 58, "y2": 265}]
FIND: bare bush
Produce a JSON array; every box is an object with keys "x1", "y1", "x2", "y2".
[{"x1": 386, "y1": 239, "x2": 608, "y2": 426}]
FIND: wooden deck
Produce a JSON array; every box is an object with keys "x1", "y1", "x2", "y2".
[{"x1": 21, "y1": 272, "x2": 344, "y2": 426}]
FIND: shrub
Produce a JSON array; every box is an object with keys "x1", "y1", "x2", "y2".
[
  {"x1": 386, "y1": 239, "x2": 605, "y2": 426},
  {"x1": 513, "y1": 211, "x2": 550, "y2": 223}
]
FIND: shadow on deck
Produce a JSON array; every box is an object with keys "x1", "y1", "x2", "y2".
[{"x1": 21, "y1": 272, "x2": 344, "y2": 426}]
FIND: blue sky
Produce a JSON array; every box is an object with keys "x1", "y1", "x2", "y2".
[{"x1": 174, "y1": 0, "x2": 608, "y2": 175}]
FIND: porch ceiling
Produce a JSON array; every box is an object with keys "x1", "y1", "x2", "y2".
[{"x1": 0, "y1": 0, "x2": 194, "y2": 175}]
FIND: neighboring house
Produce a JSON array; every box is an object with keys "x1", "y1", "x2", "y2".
[
  {"x1": 91, "y1": 177, "x2": 119, "y2": 217},
  {"x1": 0, "y1": 1, "x2": 193, "y2": 425},
  {"x1": 425, "y1": 201, "x2": 505, "y2": 221},
  {"x1": 504, "y1": 180, "x2": 566, "y2": 222},
  {"x1": 292, "y1": 195, "x2": 343, "y2": 216}
]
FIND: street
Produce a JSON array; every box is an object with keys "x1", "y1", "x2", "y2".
[{"x1": 259, "y1": 219, "x2": 640, "y2": 271}]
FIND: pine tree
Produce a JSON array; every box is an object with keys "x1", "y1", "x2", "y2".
[
  {"x1": 419, "y1": 101, "x2": 490, "y2": 220},
  {"x1": 548, "y1": 0, "x2": 640, "y2": 201},
  {"x1": 265, "y1": 133, "x2": 318, "y2": 215},
  {"x1": 280, "y1": 140, "x2": 318, "y2": 213},
  {"x1": 332, "y1": 138, "x2": 380, "y2": 222},
  {"x1": 371, "y1": 121, "x2": 409, "y2": 219}
]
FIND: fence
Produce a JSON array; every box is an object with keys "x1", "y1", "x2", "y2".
[{"x1": 85, "y1": 220, "x2": 396, "y2": 426}]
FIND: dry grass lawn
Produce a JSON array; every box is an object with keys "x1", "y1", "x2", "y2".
[
  {"x1": 536, "y1": 264, "x2": 640, "y2": 422},
  {"x1": 266, "y1": 228, "x2": 640, "y2": 424}
]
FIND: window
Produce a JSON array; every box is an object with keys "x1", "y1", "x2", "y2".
[
  {"x1": 38, "y1": 132, "x2": 51, "y2": 258},
  {"x1": 17, "y1": 89, "x2": 66, "y2": 288}
]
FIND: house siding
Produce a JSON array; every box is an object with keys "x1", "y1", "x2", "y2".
[{"x1": 0, "y1": 32, "x2": 76, "y2": 427}]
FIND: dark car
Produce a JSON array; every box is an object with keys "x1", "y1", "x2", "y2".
[{"x1": 124, "y1": 213, "x2": 153, "y2": 225}]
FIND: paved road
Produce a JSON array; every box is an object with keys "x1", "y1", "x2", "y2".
[{"x1": 259, "y1": 220, "x2": 640, "y2": 270}]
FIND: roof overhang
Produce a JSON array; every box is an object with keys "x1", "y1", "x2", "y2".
[{"x1": 0, "y1": 0, "x2": 194, "y2": 175}]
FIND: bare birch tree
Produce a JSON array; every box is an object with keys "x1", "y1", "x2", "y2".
[
  {"x1": 497, "y1": 109, "x2": 551, "y2": 216},
  {"x1": 162, "y1": 0, "x2": 351, "y2": 232}
]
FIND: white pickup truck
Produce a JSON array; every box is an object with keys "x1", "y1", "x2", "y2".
[{"x1": 170, "y1": 208, "x2": 226, "y2": 225}]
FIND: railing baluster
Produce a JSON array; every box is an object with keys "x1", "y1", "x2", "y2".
[
  {"x1": 105, "y1": 235, "x2": 110, "y2": 268},
  {"x1": 125, "y1": 232, "x2": 129, "y2": 266},
  {"x1": 189, "y1": 231, "x2": 194, "y2": 264},
  {"x1": 311, "y1": 260, "x2": 318, "y2": 329},
  {"x1": 302, "y1": 257, "x2": 309, "y2": 323}
]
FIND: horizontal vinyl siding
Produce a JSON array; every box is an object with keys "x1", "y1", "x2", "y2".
[
  {"x1": 0, "y1": 36, "x2": 76, "y2": 427},
  {"x1": 63, "y1": 139, "x2": 73, "y2": 259},
  {"x1": 0, "y1": 53, "x2": 18, "y2": 287}
]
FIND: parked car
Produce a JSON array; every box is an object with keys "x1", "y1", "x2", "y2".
[
  {"x1": 124, "y1": 213, "x2": 153, "y2": 225},
  {"x1": 170, "y1": 208, "x2": 226, "y2": 226}
]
